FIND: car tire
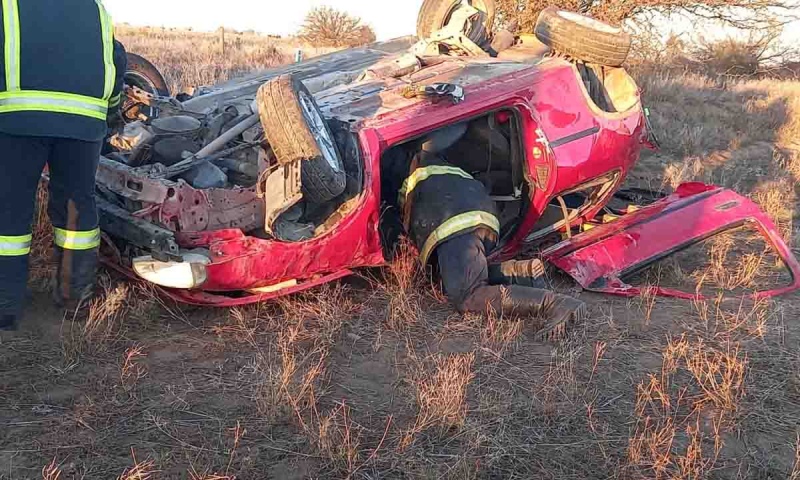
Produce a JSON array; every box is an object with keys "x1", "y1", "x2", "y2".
[
  {"x1": 416, "y1": 0, "x2": 496, "y2": 43},
  {"x1": 534, "y1": 7, "x2": 631, "y2": 67},
  {"x1": 258, "y1": 75, "x2": 346, "y2": 204},
  {"x1": 124, "y1": 53, "x2": 169, "y2": 121}
]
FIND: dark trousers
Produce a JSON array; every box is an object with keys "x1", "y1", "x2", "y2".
[
  {"x1": 436, "y1": 228, "x2": 559, "y2": 316},
  {"x1": 0, "y1": 133, "x2": 101, "y2": 316}
]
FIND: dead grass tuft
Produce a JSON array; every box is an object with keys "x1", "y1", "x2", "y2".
[
  {"x1": 30, "y1": 182, "x2": 54, "y2": 289},
  {"x1": 401, "y1": 352, "x2": 476, "y2": 450},
  {"x1": 480, "y1": 306, "x2": 523, "y2": 355},
  {"x1": 373, "y1": 239, "x2": 426, "y2": 331},
  {"x1": 117, "y1": 450, "x2": 157, "y2": 480},
  {"x1": 41, "y1": 458, "x2": 62, "y2": 480},
  {"x1": 627, "y1": 334, "x2": 747, "y2": 478},
  {"x1": 61, "y1": 277, "x2": 132, "y2": 362},
  {"x1": 255, "y1": 337, "x2": 328, "y2": 425},
  {"x1": 120, "y1": 344, "x2": 148, "y2": 393},
  {"x1": 276, "y1": 283, "x2": 361, "y2": 345},
  {"x1": 791, "y1": 434, "x2": 800, "y2": 480},
  {"x1": 753, "y1": 179, "x2": 795, "y2": 241},
  {"x1": 316, "y1": 402, "x2": 363, "y2": 473}
]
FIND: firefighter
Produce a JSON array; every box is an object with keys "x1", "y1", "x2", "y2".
[
  {"x1": 398, "y1": 150, "x2": 586, "y2": 339},
  {"x1": 0, "y1": 0, "x2": 127, "y2": 331}
]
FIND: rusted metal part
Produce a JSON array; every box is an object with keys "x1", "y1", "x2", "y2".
[
  {"x1": 261, "y1": 162, "x2": 303, "y2": 235},
  {"x1": 97, "y1": 197, "x2": 181, "y2": 261},
  {"x1": 96, "y1": 157, "x2": 263, "y2": 234},
  {"x1": 158, "y1": 184, "x2": 263, "y2": 233},
  {"x1": 96, "y1": 157, "x2": 172, "y2": 204}
]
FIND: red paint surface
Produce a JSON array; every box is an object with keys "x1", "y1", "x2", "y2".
[{"x1": 543, "y1": 183, "x2": 800, "y2": 300}]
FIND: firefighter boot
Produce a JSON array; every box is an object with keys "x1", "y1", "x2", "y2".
[
  {"x1": 535, "y1": 294, "x2": 587, "y2": 342},
  {"x1": 471, "y1": 286, "x2": 585, "y2": 341},
  {"x1": 52, "y1": 247, "x2": 99, "y2": 313}
]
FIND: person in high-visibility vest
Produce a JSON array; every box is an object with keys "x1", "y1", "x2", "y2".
[
  {"x1": 0, "y1": 0, "x2": 127, "y2": 331},
  {"x1": 388, "y1": 146, "x2": 586, "y2": 340}
]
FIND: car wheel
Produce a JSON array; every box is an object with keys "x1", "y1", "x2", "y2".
[
  {"x1": 534, "y1": 7, "x2": 632, "y2": 67},
  {"x1": 124, "y1": 53, "x2": 170, "y2": 122},
  {"x1": 416, "y1": 0, "x2": 496, "y2": 44},
  {"x1": 258, "y1": 75, "x2": 347, "y2": 204}
]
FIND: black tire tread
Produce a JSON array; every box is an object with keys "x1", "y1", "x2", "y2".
[
  {"x1": 125, "y1": 53, "x2": 169, "y2": 96},
  {"x1": 258, "y1": 75, "x2": 346, "y2": 204},
  {"x1": 534, "y1": 7, "x2": 631, "y2": 67}
]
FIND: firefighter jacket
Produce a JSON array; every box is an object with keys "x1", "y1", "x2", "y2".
[
  {"x1": 0, "y1": 0, "x2": 126, "y2": 141},
  {"x1": 400, "y1": 152, "x2": 500, "y2": 264}
]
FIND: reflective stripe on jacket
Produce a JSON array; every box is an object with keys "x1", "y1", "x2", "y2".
[
  {"x1": 402, "y1": 154, "x2": 500, "y2": 265},
  {"x1": 0, "y1": 0, "x2": 125, "y2": 141}
]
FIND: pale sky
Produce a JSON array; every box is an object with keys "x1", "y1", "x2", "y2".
[
  {"x1": 104, "y1": 0, "x2": 425, "y2": 40},
  {"x1": 104, "y1": 0, "x2": 799, "y2": 44}
]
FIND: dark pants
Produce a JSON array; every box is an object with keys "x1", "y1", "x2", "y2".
[
  {"x1": 0, "y1": 133, "x2": 102, "y2": 316},
  {"x1": 436, "y1": 228, "x2": 584, "y2": 322}
]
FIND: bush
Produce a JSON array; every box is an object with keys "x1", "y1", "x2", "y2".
[{"x1": 299, "y1": 7, "x2": 376, "y2": 48}]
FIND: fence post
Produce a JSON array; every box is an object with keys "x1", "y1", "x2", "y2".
[{"x1": 219, "y1": 27, "x2": 226, "y2": 55}]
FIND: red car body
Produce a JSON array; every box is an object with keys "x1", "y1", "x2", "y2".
[
  {"x1": 106, "y1": 50, "x2": 799, "y2": 306},
  {"x1": 129, "y1": 57, "x2": 643, "y2": 306}
]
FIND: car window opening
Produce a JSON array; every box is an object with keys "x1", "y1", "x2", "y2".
[
  {"x1": 524, "y1": 172, "x2": 620, "y2": 249},
  {"x1": 378, "y1": 108, "x2": 527, "y2": 253},
  {"x1": 574, "y1": 63, "x2": 639, "y2": 114}
]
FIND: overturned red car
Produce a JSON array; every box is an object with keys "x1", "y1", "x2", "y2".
[{"x1": 99, "y1": 3, "x2": 800, "y2": 306}]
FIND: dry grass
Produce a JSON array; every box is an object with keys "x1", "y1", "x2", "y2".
[
  {"x1": 627, "y1": 335, "x2": 747, "y2": 479},
  {"x1": 41, "y1": 458, "x2": 62, "y2": 480},
  {"x1": 116, "y1": 451, "x2": 157, "y2": 480},
  {"x1": 120, "y1": 344, "x2": 148, "y2": 393},
  {"x1": 371, "y1": 239, "x2": 427, "y2": 332},
  {"x1": 316, "y1": 402, "x2": 363, "y2": 473},
  {"x1": 60, "y1": 277, "x2": 132, "y2": 363},
  {"x1": 116, "y1": 25, "x2": 338, "y2": 93},
  {"x1": 29, "y1": 183, "x2": 54, "y2": 288},
  {"x1": 401, "y1": 352, "x2": 476, "y2": 450}
]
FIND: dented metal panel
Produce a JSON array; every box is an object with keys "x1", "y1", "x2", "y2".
[{"x1": 543, "y1": 183, "x2": 800, "y2": 300}]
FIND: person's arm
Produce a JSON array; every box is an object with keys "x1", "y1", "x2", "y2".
[{"x1": 108, "y1": 39, "x2": 127, "y2": 120}]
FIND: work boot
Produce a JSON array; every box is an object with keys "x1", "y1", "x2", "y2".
[
  {"x1": 461, "y1": 285, "x2": 585, "y2": 342},
  {"x1": 52, "y1": 247, "x2": 98, "y2": 315},
  {"x1": 0, "y1": 314, "x2": 18, "y2": 331},
  {"x1": 489, "y1": 259, "x2": 547, "y2": 288},
  {"x1": 52, "y1": 283, "x2": 94, "y2": 317},
  {"x1": 534, "y1": 295, "x2": 587, "y2": 342}
]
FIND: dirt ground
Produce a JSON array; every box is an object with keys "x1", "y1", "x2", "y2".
[{"x1": 2, "y1": 34, "x2": 800, "y2": 480}]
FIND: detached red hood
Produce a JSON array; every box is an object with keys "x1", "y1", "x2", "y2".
[{"x1": 543, "y1": 183, "x2": 800, "y2": 300}]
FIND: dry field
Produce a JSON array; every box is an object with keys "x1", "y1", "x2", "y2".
[
  {"x1": 114, "y1": 26, "x2": 339, "y2": 94},
  {"x1": 1, "y1": 28, "x2": 800, "y2": 479}
]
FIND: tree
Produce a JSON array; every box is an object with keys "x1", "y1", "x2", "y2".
[
  {"x1": 299, "y1": 7, "x2": 377, "y2": 48},
  {"x1": 495, "y1": 0, "x2": 798, "y2": 33}
]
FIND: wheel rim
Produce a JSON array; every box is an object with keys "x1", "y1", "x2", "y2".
[
  {"x1": 556, "y1": 11, "x2": 621, "y2": 34},
  {"x1": 123, "y1": 71, "x2": 159, "y2": 122},
  {"x1": 441, "y1": 0, "x2": 491, "y2": 29},
  {"x1": 298, "y1": 91, "x2": 341, "y2": 173}
]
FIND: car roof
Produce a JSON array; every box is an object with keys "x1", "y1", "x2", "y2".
[
  {"x1": 181, "y1": 36, "x2": 558, "y2": 128},
  {"x1": 314, "y1": 57, "x2": 537, "y2": 125}
]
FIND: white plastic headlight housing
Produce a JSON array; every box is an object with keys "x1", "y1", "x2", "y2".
[{"x1": 132, "y1": 252, "x2": 211, "y2": 289}]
